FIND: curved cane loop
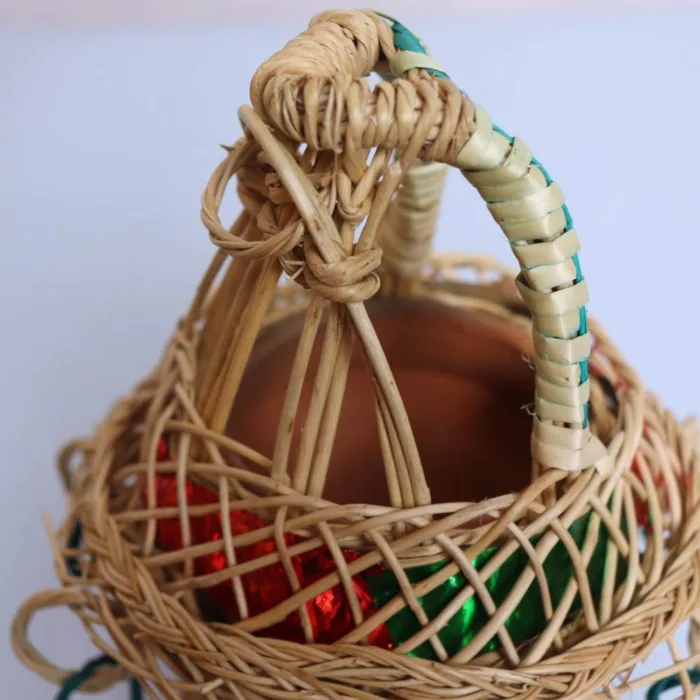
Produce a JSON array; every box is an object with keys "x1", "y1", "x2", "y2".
[{"x1": 12, "y1": 588, "x2": 126, "y2": 691}]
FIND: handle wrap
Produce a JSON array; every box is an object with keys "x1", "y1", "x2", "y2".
[
  {"x1": 245, "y1": 9, "x2": 609, "y2": 474},
  {"x1": 382, "y1": 14, "x2": 608, "y2": 474}
]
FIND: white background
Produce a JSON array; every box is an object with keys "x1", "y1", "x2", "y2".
[{"x1": 2, "y1": 1, "x2": 700, "y2": 697}]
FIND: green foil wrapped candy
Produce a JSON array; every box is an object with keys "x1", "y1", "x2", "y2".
[{"x1": 366, "y1": 511, "x2": 627, "y2": 660}]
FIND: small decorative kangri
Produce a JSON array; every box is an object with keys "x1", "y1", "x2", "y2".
[{"x1": 12, "y1": 9, "x2": 700, "y2": 700}]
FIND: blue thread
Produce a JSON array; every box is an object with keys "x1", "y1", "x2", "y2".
[
  {"x1": 572, "y1": 253, "x2": 590, "y2": 426},
  {"x1": 646, "y1": 670, "x2": 700, "y2": 700},
  {"x1": 389, "y1": 20, "x2": 450, "y2": 80},
  {"x1": 385, "y1": 17, "x2": 590, "y2": 429},
  {"x1": 493, "y1": 124, "x2": 515, "y2": 144},
  {"x1": 563, "y1": 204, "x2": 574, "y2": 231},
  {"x1": 59, "y1": 522, "x2": 143, "y2": 699},
  {"x1": 65, "y1": 519, "x2": 82, "y2": 577},
  {"x1": 531, "y1": 156, "x2": 553, "y2": 185},
  {"x1": 55, "y1": 655, "x2": 142, "y2": 700}
]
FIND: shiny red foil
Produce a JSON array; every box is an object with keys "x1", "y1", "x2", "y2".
[{"x1": 148, "y1": 439, "x2": 391, "y2": 648}]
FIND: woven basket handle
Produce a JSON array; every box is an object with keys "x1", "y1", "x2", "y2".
[
  {"x1": 246, "y1": 10, "x2": 610, "y2": 475},
  {"x1": 450, "y1": 108, "x2": 609, "y2": 473}
]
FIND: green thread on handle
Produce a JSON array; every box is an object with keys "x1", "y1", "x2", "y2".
[
  {"x1": 380, "y1": 14, "x2": 590, "y2": 428},
  {"x1": 493, "y1": 123, "x2": 514, "y2": 143}
]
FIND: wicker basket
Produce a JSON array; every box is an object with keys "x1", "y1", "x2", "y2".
[{"x1": 13, "y1": 9, "x2": 700, "y2": 699}]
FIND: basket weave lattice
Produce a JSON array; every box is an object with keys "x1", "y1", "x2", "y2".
[{"x1": 13, "y1": 9, "x2": 700, "y2": 699}]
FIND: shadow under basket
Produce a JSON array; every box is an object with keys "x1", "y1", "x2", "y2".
[{"x1": 229, "y1": 298, "x2": 536, "y2": 506}]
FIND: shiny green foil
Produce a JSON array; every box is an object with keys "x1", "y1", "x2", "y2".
[{"x1": 366, "y1": 512, "x2": 626, "y2": 660}]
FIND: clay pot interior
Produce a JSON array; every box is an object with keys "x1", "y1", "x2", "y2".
[{"x1": 227, "y1": 298, "x2": 536, "y2": 506}]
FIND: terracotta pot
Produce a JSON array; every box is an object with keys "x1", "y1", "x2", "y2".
[{"x1": 227, "y1": 298, "x2": 535, "y2": 506}]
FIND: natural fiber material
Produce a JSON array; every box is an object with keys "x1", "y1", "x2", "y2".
[{"x1": 12, "y1": 9, "x2": 700, "y2": 699}]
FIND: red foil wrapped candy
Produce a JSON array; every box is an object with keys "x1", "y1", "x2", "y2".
[{"x1": 148, "y1": 440, "x2": 391, "y2": 648}]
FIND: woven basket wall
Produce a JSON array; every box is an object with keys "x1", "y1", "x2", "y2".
[{"x1": 13, "y1": 9, "x2": 700, "y2": 700}]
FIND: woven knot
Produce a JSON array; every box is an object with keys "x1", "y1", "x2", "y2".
[
  {"x1": 299, "y1": 237, "x2": 382, "y2": 303},
  {"x1": 250, "y1": 12, "x2": 476, "y2": 159},
  {"x1": 211, "y1": 146, "x2": 381, "y2": 304}
]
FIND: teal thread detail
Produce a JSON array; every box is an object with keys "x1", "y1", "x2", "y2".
[
  {"x1": 563, "y1": 205, "x2": 574, "y2": 231},
  {"x1": 65, "y1": 519, "x2": 82, "y2": 577},
  {"x1": 55, "y1": 655, "x2": 142, "y2": 700},
  {"x1": 381, "y1": 14, "x2": 590, "y2": 429},
  {"x1": 59, "y1": 522, "x2": 143, "y2": 699},
  {"x1": 386, "y1": 19, "x2": 450, "y2": 80},
  {"x1": 531, "y1": 156, "x2": 553, "y2": 185},
  {"x1": 646, "y1": 669, "x2": 700, "y2": 700},
  {"x1": 493, "y1": 124, "x2": 515, "y2": 143}
]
